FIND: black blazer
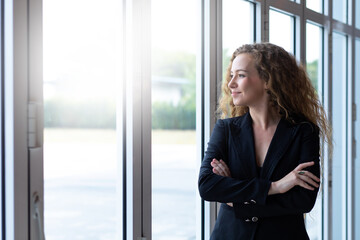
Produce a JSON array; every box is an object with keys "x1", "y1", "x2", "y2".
[{"x1": 198, "y1": 112, "x2": 320, "y2": 240}]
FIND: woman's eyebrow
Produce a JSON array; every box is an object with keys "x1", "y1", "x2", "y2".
[{"x1": 231, "y1": 69, "x2": 248, "y2": 73}]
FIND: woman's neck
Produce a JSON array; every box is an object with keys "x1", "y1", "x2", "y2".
[{"x1": 249, "y1": 105, "x2": 281, "y2": 130}]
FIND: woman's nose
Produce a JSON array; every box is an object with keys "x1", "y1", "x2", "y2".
[{"x1": 228, "y1": 76, "x2": 236, "y2": 89}]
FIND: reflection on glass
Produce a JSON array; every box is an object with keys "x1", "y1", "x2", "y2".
[
  {"x1": 269, "y1": 9, "x2": 295, "y2": 54},
  {"x1": 333, "y1": 0, "x2": 347, "y2": 23},
  {"x1": 355, "y1": 39, "x2": 360, "y2": 240},
  {"x1": 151, "y1": 0, "x2": 198, "y2": 239},
  {"x1": 43, "y1": 0, "x2": 121, "y2": 239},
  {"x1": 306, "y1": 0, "x2": 323, "y2": 13},
  {"x1": 331, "y1": 32, "x2": 347, "y2": 240},
  {"x1": 305, "y1": 22, "x2": 323, "y2": 240},
  {"x1": 222, "y1": 0, "x2": 254, "y2": 78}
]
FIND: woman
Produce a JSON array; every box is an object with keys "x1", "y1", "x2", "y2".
[{"x1": 198, "y1": 43, "x2": 331, "y2": 240}]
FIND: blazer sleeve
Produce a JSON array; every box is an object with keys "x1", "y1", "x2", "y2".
[
  {"x1": 233, "y1": 123, "x2": 320, "y2": 219},
  {"x1": 198, "y1": 119, "x2": 272, "y2": 205}
]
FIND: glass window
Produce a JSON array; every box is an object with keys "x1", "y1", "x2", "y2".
[
  {"x1": 151, "y1": 0, "x2": 198, "y2": 238},
  {"x1": 43, "y1": 0, "x2": 122, "y2": 238},
  {"x1": 357, "y1": 0, "x2": 360, "y2": 28},
  {"x1": 331, "y1": 32, "x2": 347, "y2": 240},
  {"x1": 222, "y1": 0, "x2": 254, "y2": 78},
  {"x1": 305, "y1": 22, "x2": 323, "y2": 240},
  {"x1": 355, "y1": 38, "x2": 360, "y2": 240},
  {"x1": 306, "y1": 0, "x2": 323, "y2": 13},
  {"x1": 333, "y1": 0, "x2": 347, "y2": 23},
  {"x1": 306, "y1": 23, "x2": 323, "y2": 92},
  {"x1": 269, "y1": 9, "x2": 295, "y2": 54}
]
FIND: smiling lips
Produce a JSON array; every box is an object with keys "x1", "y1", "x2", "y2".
[{"x1": 231, "y1": 92, "x2": 242, "y2": 96}]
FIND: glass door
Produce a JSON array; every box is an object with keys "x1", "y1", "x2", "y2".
[
  {"x1": 305, "y1": 22, "x2": 324, "y2": 240},
  {"x1": 151, "y1": 0, "x2": 199, "y2": 238},
  {"x1": 43, "y1": 0, "x2": 123, "y2": 238},
  {"x1": 331, "y1": 32, "x2": 347, "y2": 240}
]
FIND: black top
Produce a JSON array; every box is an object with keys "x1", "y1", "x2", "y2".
[{"x1": 256, "y1": 165, "x2": 262, "y2": 176}]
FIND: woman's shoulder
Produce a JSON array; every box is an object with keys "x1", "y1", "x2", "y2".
[
  {"x1": 216, "y1": 114, "x2": 247, "y2": 127},
  {"x1": 288, "y1": 114, "x2": 320, "y2": 136}
]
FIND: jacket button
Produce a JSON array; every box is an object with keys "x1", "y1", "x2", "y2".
[
  {"x1": 245, "y1": 219, "x2": 251, "y2": 222},
  {"x1": 252, "y1": 217, "x2": 258, "y2": 222},
  {"x1": 250, "y1": 199, "x2": 256, "y2": 204},
  {"x1": 244, "y1": 201, "x2": 250, "y2": 205}
]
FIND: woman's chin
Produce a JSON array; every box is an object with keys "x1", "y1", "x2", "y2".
[{"x1": 233, "y1": 100, "x2": 247, "y2": 107}]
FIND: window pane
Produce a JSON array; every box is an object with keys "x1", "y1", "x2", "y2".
[
  {"x1": 357, "y1": 0, "x2": 360, "y2": 28},
  {"x1": 269, "y1": 9, "x2": 295, "y2": 54},
  {"x1": 305, "y1": 22, "x2": 323, "y2": 240},
  {"x1": 43, "y1": 0, "x2": 122, "y2": 238},
  {"x1": 355, "y1": 39, "x2": 360, "y2": 240},
  {"x1": 306, "y1": 23, "x2": 323, "y2": 92},
  {"x1": 306, "y1": 0, "x2": 323, "y2": 13},
  {"x1": 333, "y1": 0, "x2": 347, "y2": 23},
  {"x1": 331, "y1": 32, "x2": 347, "y2": 240},
  {"x1": 222, "y1": 0, "x2": 254, "y2": 78},
  {"x1": 151, "y1": 0, "x2": 198, "y2": 239}
]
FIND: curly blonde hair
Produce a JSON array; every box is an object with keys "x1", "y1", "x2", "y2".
[{"x1": 218, "y1": 43, "x2": 332, "y2": 150}]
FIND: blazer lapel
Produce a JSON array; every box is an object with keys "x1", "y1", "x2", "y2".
[
  {"x1": 229, "y1": 112, "x2": 301, "y2": 180},
  {"x1": 229, "y1": 112, "x2": 257, "y2": 178},
  {"x1": 261, "y1": 118, "x2": 301, "y2": 180}
]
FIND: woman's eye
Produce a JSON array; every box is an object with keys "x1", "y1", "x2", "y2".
[
  {"x1": 239, "y1": 74, "x2": 245, "y2": 78},
  {"x1": 230, "y1": 75, "x2": 233, "y2": 78}
]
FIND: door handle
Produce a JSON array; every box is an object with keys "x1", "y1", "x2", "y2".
[{"x1": 32, "y1": 192, "x2": 45, "y2": 240}]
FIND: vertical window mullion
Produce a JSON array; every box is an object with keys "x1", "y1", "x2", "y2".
[
  {"x1": 324, "y1": 1, "x2": 333, "y2": 239},
  {"x1": 125, "y1": 0, "x2": 151, "y2": 239},
  {"x1": 0, "y1": 0, "x2": 4, "y2": 237},
  {"x1": 202, "y1": 0, "x2": 220, "y2": 238}
]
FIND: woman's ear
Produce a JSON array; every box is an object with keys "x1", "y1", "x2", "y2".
[{"x1": 264, "y1": 81, "x2": 269, "y2": 90}]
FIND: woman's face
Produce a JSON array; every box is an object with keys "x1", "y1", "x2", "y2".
[{"x1": 228, "y1": 54, "x2": 268, "y2": 107}]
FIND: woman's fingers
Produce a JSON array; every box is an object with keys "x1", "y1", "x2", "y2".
[
  {"x1": 297, "y1": 180, "x2": 315, "y2": 191},
  {"x1": 219, "y1": 160, "x2": 231, "y2": 176},
  {"x1": 211, "y1": 158, "x2": 231, "y2": 177},
  {"x1": 293, "y1": 161, "x2": 321, "y2": 189},
  {"x1": 297, "y1": 170, "x2": 320, "y2": 184},
  {"x1": 211, "y1": 159, "x2": 222, "y2": 175},
  {"x1": 272, "y1": 167, "x2": 321, "y2": 194},
  {"x1": 298, "y1": 174, "x2": 320, "y2": 188},
  {"x1": 211, "y1": 159, "x2": 225, "y2": 176},
  {"x1": 294, "y1": 161, "x2": 315, "y2": 171}
]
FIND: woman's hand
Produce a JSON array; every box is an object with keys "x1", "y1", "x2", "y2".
[
  {"x1": 269, "y1": 161, "x2": 320, "y2": 195},
  {"x1": 211, "y1": 158, "x2": 233, "y2": 207},
  {"x1": 211, "y1": 158, "x2": 231, "y2": 177}
]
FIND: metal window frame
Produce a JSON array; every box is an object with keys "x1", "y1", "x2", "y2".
[
  {"x1": 3, "y1": 0, "x2": 44, "y2": 239},
  {"x1": 197, "y1": 1, "x2": 205, "y2": 240},
  {"x1": 201, "y1": 0, "x2": 222, "y2": 238},
  {"x1": 28, "y1": 0, "x2": 43, "y2": 239},
  {"x1": 124, "y1": 0, "x2": 152, "y2": 240},
  {"x1": 1, "y1": 0, "x2": 4, "y2": 238},
  {"x1": 347, "y1": 1, "x2": 357, "y2": 240},
  {"x1": 3, "y1": 0, "x2": 30, "y2": 239}
]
